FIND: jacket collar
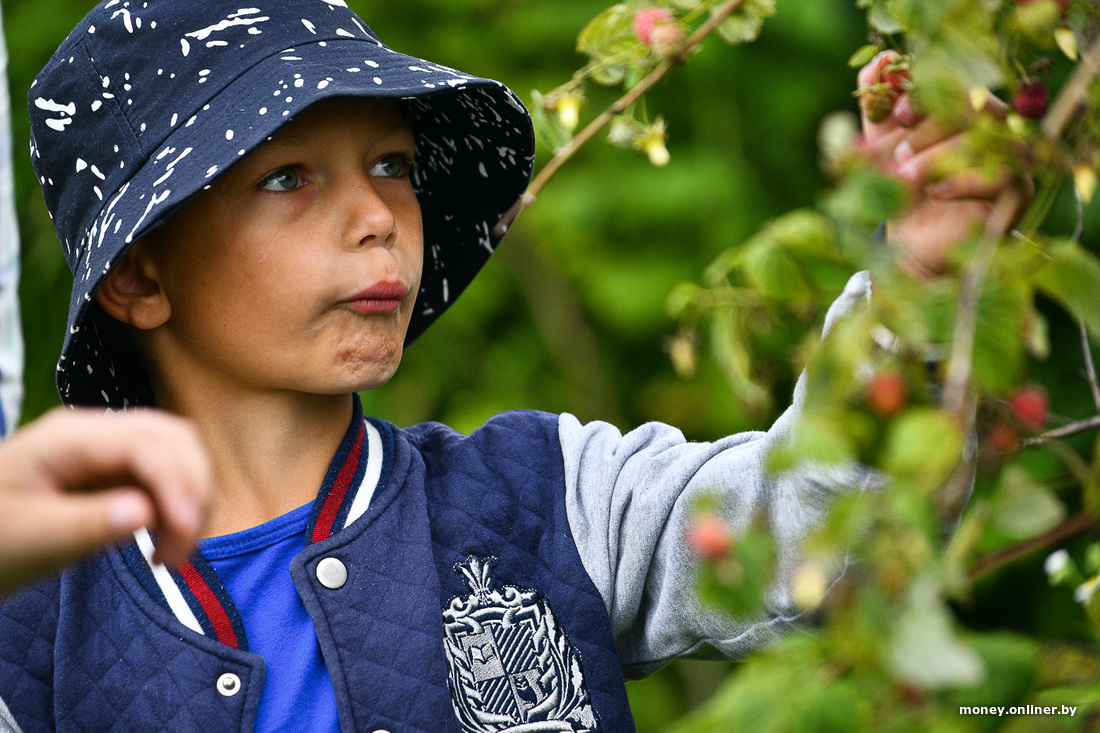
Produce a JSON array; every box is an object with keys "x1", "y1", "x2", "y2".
[{"x1": 123, "y1": 395, "x2": 394, "y2": 649}]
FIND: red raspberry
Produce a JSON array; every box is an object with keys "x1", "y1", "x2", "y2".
[
  {"x1": 686, "y1": 513, "x2": 732, "y2": 561},
  {"x1": 989, "y1": 423, "x2": 1021, "y2": 454},
  {"x1": 859, "y1": 55, "x2": 911, "y2": 124},
  {"x1": 878, "y1": 56, "x2": 912, "y2": 98},
  {"x1": 633, "y1": 8, "x2": 674, "y2": 46},
  {"x1": 867, "y1": 370, "x2": 908, "y2": 417},
  {"x1": 646, "y1": 23, "x2": 684, "y2": 57},
  {"x1": 1014, "y1": 82, "x2": 1049, "y2": 119},
  {"x1": 1010, "y1": 386, "x2": 1049, "y2": 431}
]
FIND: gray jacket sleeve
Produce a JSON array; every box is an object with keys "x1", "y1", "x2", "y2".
[{"x1": 560, "y1": 271, "x2": 879, "y2": 678}]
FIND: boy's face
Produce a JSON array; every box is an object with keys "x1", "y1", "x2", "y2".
[{"x1": 137, "y1": 98, "x2": 424, "y2": 400}]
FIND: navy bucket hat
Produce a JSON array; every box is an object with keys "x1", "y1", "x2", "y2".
[{"x1": 29, "y1": 0, "x2": 535, "y2": 409}]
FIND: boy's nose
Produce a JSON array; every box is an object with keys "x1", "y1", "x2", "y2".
[{"x1": 343, "y1": 178, "x2": 398, "y2": 251}]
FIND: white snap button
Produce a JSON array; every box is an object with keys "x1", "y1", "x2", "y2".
[
  {"x1": 217, "y1": 672, "x2": 241, "y2": 697},
  {"x1": 316, "y1": 557, "x2": 348, "y2": 589}
]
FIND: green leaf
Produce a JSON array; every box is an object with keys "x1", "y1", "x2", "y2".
[
  {"x1": 714, "y1": 0, "x2": 776, "y2": 45},
  {"x1": 848, "y1": 43, "x2": 883, "y2": 68},
  {"x1": 971, "y1": 276, "x2": 1027, "y2": 392},
  {"x1": 528, "y1": 91, "x2": 573, "y2": 153},
  {"x1": 881, "y1": 407, "x2": 964, "y2": 488},
  {"x1": 888, "y1": 578, "x2": 985, "y2": 690},
  {"x1": 576, "y1": 4, "x2": 634, "y2": 59},
  {"x1": 665, "y1": 281, "x2": 704, "y2": 319},
  {"x1": 794, "y1": 681, "x2": 872, "y2": 733},
  {"x1": 868, "y1": 4, "x2": 904, "y2": 34},
  {"x1": 711, "y1": 309, "x2": 771, "y2": 414},
  {"x1": 769, "y1": 411, "x2": 859, "y2": 471},
  {"x1": 1031, "y1": 241, "x2": 1100, "y2": 341},
  {"x1": 590, "y1": 63, "x2": 629, "y2": 86},
  {"x1": 736, "y1": 210, "x2": 841, "y2": 310},
  {"x1": 741, "y1": 244, "x2": 815, "y2": 309},
  {"x1": 825, "y1": 168, "x2": 909, "y2": 227},
  {"x1": 574, "y1": 3, "x2": 651, "y2": 85},
  {"x1": 992, "y1": 466, "x2": 1067, "y2": 539}
]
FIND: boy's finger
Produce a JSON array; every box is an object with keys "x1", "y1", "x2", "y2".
[
  {"x1": 892, "y1": 94, "x2": 922, "y2": 128},
  {"x1": 30, "y1": 410, "x2": 211, "y2": 563},
  {"x1": 895, "y1": 134, "x2": 967, "y2": 190},
  {"x1": 0, "y1": 489, "x2": 155, "y2": 594},
  {"x1": 893, "y1": 117, "x2": 957, "y2": 163},
  {"x1": 112, "y1": 427, "x2": 211, "y2": 565},
  {"x1": 896, "y1": 133, "x2": 1029, "y2": 206},
  {"x1": 895, "y1": 94, "x2": 1010, "y2": 160},
  {"x1": 927, "y1": 169, "x2": 1010, "y2": 201}
]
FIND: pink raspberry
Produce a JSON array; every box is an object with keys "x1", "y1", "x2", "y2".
[{"x1": 633, "y1": 8, "x2": 674, "y2": 46}]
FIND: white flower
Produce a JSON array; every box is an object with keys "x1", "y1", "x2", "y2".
[
  {"x1": 1045, "y1": 549, "x2": 1070, "y2": 577},
  {"x1": 1074, "y1": 575, "x2": 1099, "y2": 604}
]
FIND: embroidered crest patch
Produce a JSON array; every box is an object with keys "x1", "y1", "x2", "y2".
[{"x1": 442, "y1": 557, "x2": 600, "y2": 733}]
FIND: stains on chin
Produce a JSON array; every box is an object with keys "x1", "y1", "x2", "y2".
[{"x1": 335, "y1": 331, "x2": 404, "y2": 387}]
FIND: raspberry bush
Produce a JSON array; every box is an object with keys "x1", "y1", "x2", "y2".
[{"x1": 523, "y1": 0, "x2": 1100, "y2": 729}]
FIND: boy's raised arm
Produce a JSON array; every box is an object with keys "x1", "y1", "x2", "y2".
[{"x1": 561, "y1": 272, "x2": 880, "y2": 678}]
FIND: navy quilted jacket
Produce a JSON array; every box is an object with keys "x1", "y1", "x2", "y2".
[{"x1": 0, "y1": 410, "x2": 634, "y2": 732}]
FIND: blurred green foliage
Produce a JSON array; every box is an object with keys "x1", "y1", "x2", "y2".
[{"x1": 4, "y1": 0, "x2": 1099, "y2": 730}]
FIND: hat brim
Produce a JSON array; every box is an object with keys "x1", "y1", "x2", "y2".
[{"x1": 58, "y1": 38, "x2": 534, "y2": 408}]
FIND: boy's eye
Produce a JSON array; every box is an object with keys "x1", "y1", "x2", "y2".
[
  {"x1": 258, "y1": 167, "x2": 303, "y2": 192},
  {"x1": 370, "y1": 154, "x2": 413, "y2": 179}
]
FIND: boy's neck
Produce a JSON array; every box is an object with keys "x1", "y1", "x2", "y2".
[{"x1": 160, "y1": 388, "x2": 357, "y2": 538}]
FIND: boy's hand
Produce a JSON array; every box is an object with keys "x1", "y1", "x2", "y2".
[
  {"x1": 0, "y1": 408, "x2": 211, "y2": 595},
  {"x1": 858, "y1": 51, "x2": 1033, "y2": 278}
]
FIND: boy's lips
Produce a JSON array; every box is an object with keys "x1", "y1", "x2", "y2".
[{"x1": 345, "y1": 281, "x2": 409, "y2": 313}]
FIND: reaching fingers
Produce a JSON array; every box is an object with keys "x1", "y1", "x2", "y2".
[
  {"x1": 895, "y1": 129, "x2": 1033, "y2": 207},
  {"x1": 895, "y1": 94, "x2": 1009, "y2": 161},
  {"x1": 0, "y1": 488, "x2": 156, "y2": 594},
  {"x1": 24, "y1": 408, "x2": 212, "y2": 566}
]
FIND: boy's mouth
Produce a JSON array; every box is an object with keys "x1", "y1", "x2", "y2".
[{"x1": 345, "y1": 280, "x2": 409, "y2": 313}]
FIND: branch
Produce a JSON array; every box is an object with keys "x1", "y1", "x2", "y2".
[
  {"x1": 969, "y1": 511, "x2": 1098, "y2": 582},
  {"x1": 1081, "y1": 320, "x2": 1100, "y2": 412},
  {"x1": 520, "y1": 0, "x2": 746, "y2": 209},
  {"x1": 941, "y1": 189, "x2": 1024, "y2": 426},
  {"x1": 1041, "y1": 35, "x2": 1100, "y2": 142},
  {"x1": 1023, "y1": 414, "x2": 1100, "y2": 448}
]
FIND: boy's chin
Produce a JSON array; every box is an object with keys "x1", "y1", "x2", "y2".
[{"x1": 339, "y1": 355, "x2": 404, "y2": 393}]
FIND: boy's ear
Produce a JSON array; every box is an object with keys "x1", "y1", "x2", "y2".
[{"x1": 94, "y1": 240, "x2": 170, "y2": 330}]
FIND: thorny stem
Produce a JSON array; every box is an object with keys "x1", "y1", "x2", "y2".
[
  {"x1": 942, "y1": 190, "x2": 1024, "y2": 425},
  {"x1": 1041, "y1": 35, "x2": 1100, "y2": 142},
  {"x1": 969, "y1": 511, "x2": 1097, "y2": 582},
  {"x1": 1070, "y1": 183, "x2": 1100, "y2": 411},
  {"x1": 520, "y1": 0, "x2": 745, "y2": 210},
  {"x1": 1023, "y1": 414, "x2": 1100, "y2": 448},
  {"x1": 1082, "y1": 321, "x2": 1100, "y2": 411}
]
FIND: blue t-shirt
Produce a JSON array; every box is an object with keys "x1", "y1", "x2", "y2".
[{"x1": 198, "y1": 502, "x2": 340, "y2": 732}]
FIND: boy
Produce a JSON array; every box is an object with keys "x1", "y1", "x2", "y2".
[{"x1": 0, "y1": 1, "x2": 1018, "y2": 731}]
